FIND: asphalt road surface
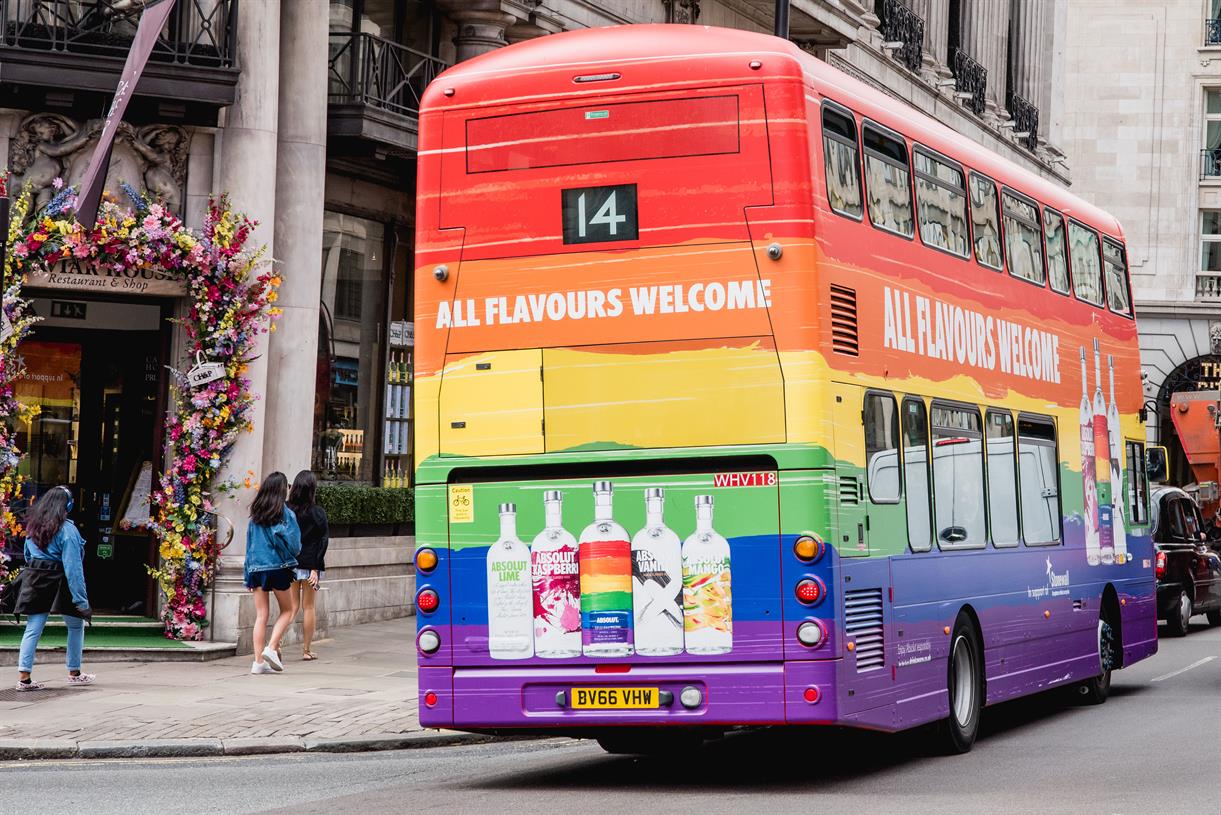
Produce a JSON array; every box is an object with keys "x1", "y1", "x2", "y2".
[{"x1": 5, "y1": 619, "x2": 1219, "y2": 815}]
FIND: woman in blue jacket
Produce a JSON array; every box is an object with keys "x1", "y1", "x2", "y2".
[
  {"x1": 14, "y1": 486, "x2": 93, "y2": 691},
  {"x1": 245, "y1": 472, "x2": 301, "y2": 674}
]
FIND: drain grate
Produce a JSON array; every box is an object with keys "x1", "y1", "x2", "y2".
[{"x1": 0, "y1": 686, "x2": 78, "y2": 703}]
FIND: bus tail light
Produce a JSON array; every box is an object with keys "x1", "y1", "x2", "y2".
[
  {"x1": 424, "y1": 691, "x2": 438, "y2": 707},
  {"x1": 1155, "y1": 550, "x2": 1166, "y2": 581},
  {"x1": 796, "y1": 620, "x2": 825, "y2": 647},
  {"x1": 415, "y1": 548, "x2": 439, "y2": 573},
  {"x1": 794, "y1": 534, "x2": 824, "y2": 562},
  {"x1": 417, "y1": 629, "x2": 442, "y2": 654},
  {"x1": 795, "y1": 578, "x2": 825, "y2": 605},
  {"x1": 417, "y1": 588, "x2": 440, "y2": 614}
]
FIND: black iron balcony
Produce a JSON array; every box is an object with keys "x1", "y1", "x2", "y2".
[
  {"x1": 1207, "y1": 18, "x2": 1221, "y2": 46},
  {"x1": 0, "y1": 0, "x2": 238, "y2": 108},
  {"x1": 951, "y1": 48, "x2": 986, "y2": 116},
  {"x1": 328, "y1": 31, "x2": 449, "y2": 154},
  {"x1": 1007, "y1": 92, "x2": 1039, "y2": 151},
  {"x1": 877, "y1": 0, "x2": 923, "y2": 74}
]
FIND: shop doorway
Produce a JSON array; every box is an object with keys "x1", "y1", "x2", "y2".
[{"x1": 15, "y1": 298, "x2": 170, "y2": 616}]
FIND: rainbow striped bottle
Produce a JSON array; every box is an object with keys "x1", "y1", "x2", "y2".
[{"x1": 578, "y1": 481, "x2": 634, "y2": 657}]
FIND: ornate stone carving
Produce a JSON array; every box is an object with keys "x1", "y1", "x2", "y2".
[
  {"x1": 1209, "y1": 322, "x2": 1221, "y2": 356},
  {"x1": 664, "y1": 0, "x2": 701, "y2": 25},
  {"x1": 7, "y1": 113, "x2": 190, "y2": 213}
]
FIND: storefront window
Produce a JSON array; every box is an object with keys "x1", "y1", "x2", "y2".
[{"x1": 315, "y1": 212, "x2": 387, "y2": 483}]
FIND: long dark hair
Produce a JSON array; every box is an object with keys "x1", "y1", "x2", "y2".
[
  {"x1": 287, "y1": 470, "x2": 317, "y2": 512},
  {"x1": 250, "y1": 472, "x2": 289, "y2": 527},
  {"x1": 26, "y1": 486, "x2": 70, "y2": 548}
]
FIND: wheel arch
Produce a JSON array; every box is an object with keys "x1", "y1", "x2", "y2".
[{"x1": 955, "y1": 604, "x2": 987, "y2": 700}]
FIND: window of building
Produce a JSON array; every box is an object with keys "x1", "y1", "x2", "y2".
[
  {"x1": 913, "y1": 147, "x2": 970, "y2": 257},
  {"x1": 1125, "y1": 441, "x2": 1149, "y2": 525},
  {"x1": 865, "y1": 392, "x2": 900, "y2": 503},
  {"x1": 1018, "y1": 417, "x2": 1061, "y2": 545},
  {"x1": 1002, "y1": 191, "x2": 1044, "y2": 285},
  {"x1": 1044, "y1": 208, "x2": 1071, "y2": 294},
  {"x1": 986, "y1": 410, "x2": 1020, "y2": 547},
  {"x1": 1207, "y1": 90, "x2": 1221, "y2": 163},
  {"x1": 903, "y1": 397, "x2": 932, "y2": 552},
  {"x1": 1068, "y1": 221, "x2": 1104, "y2": 306},
  {"x1": 930, "y1": 403, "x2": 986, "y2": 549},
  {"x1": 969, "y1": 173, "x2": 1003, "y2": 270},
  {"x1": 823, "y1": 105, "x2": 863, "y2": 219},
  {"x1": 315, "y1": 211, "x2": 389, "y2": 483},
  {"x1": 1102, "y1": 239, "x2": 1132, "y2": 315},
  {"x1": 1203, "y1": 211, "x2": 1221, "y2": 274},
  {"x1": 862, "y1": 124, "x2": 914, "y2": 238}
]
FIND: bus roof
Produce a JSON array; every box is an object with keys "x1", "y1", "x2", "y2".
[{"x1": 427, "y1": 24, "x2": 1123, "y2": 240}]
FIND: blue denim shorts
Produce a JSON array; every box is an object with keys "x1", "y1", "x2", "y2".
[
  {"x1": 245, "y1": 567, "x2": 294, "y2": 592},
  {"x1": 293, "y1": 568, "x2": 323, "y2": 583}
]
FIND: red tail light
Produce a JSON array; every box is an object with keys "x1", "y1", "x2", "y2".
[
  {"x1": 1155, "y1": 551, "x2": 1166, "y2": 581},
  {"x1": 795, "y1": 578, "x2": 824, "y2": 605},
  {"x1": 417, "y1": 588, "x2": 440, "y2": 614}
]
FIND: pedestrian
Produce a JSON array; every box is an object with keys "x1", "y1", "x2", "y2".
[
  {"x1": 13, "y1": 486, "x2": 94, "y2": 691},
  {"x1": 244, "y1": 472, "x2": 301, "y2": 675},
  {"x1": 287, "y1": 470, "x2": 329, "y2": 661}
]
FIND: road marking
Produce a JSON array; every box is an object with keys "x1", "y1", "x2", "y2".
[{"x1": 1152, "y1": 656, "x2": 1217, "y2": 682}]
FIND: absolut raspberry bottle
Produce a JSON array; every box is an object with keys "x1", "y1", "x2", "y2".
[
  {"x1": 578, "y1": 481, "x2": 633, "y2": 657},
  {"x1": 631, "y1": 488, "x2": 684, "y2": 656},
  {"x1": 682, "y1": 495, "x2": 732, "y2": 655},
  {"x1": 1107, "y1": 354, "x2": 1129, "y2": 564},
  {"x1": 531, "y1": 490, "x2": 581, "y2": 658},
  {"x1": 1080, "y1": 347, "x2": 1101, "y2": 566},
  {"x1": 1093, "y1": 339, "x2": 1114, "y2": 565},
  {"x1": 486, "y1": 503, "x2": 533, "y2": 660}
]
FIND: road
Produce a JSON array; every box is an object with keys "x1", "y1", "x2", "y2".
[{"x1": 4, "y1": 620, "x2": 1219, "y2": 815}]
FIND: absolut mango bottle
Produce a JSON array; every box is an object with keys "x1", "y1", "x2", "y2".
[
  {"x1": 531, "y1": 490, "x2": 581, "y2": 658},
  {"x1": 486, "y1": 503, "x2": 533, "y2": 660},
  {"x1": 579, "y1": 481, "x2": 633, "y2": 657},
  {"x1": 1080, "y1": 347, "x2": 1101, "y2": 566},
  {"x1": 1093, "y1": 339, "x2": 1114, "y2": 565},
  {"x1": 682, "y1": 495, "x2": 732, "y2": 655},
  {"x1": 631, "y1": 488, "x2": 684, "y2": 656}
]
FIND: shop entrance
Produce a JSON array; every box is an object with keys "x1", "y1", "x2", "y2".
[{"x1": 16, "y1": 297, "x2": 170, "y2": 615}]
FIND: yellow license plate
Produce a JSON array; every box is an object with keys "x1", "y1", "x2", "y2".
[{"x1": 570, "y1": 687, "x2": 660, "y2": 709}]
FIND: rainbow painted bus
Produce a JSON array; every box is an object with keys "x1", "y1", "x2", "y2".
[{"x1": 411, "y1": 25, "x2": 1156, "y2": 754}]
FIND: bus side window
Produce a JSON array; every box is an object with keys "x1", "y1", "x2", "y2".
[
  {"x1": 969, "y1": 173, "x2": 1003, "y2": 271},
  {"x1": 1018, "y1": 417, "x2": 1062, "y2": 545},
  {"x1": 986, "y1": 410, "x2": 1020, "y2": 547},
  {"x1": 1002, "y1": 190, "x2": 1045, "y2": 286},
  {"x1": 862, "y1": 124, "x2": 914, "y2": 238},
  {"x1": 913, "y1": 147, "x2": 969, "y2": 258},
  {"x1": 1125, "y1": 440, "x2": 1149, "y2": 524},
  {"x1": 823, "y1": 105, "x2": 864, "y2": 220},
  {"x1": 864, "y1": 392, "x2": 900, "y2": 503},
  {"x1": 1044, "y1": 208, "x2": 1071, "y2": 295},
  {"x1": 930, "y1": 403, "x2": 986, "y2": 549},
  {"x1": 1103, "y1": 239, "x2": 1132, "y2": 316},
  {"x1": 1068, "y1": 221, "x2": 1104, "y2": 306},
  {"x1": 903, "y1": 398, "x2": 932, "y2": 552}
]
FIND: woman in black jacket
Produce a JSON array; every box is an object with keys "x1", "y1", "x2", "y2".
[{"x1": 287, "y1": 470, "x2": 329, "y2": 660}]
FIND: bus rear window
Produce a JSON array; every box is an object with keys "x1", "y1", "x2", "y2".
[{"x1": 466, "y1": 95, "x2": 740, "y2": 173}]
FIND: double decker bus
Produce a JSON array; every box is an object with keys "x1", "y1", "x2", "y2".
[{"x1": 411, "y1": 25, "x2": 1156, "y2": 753}]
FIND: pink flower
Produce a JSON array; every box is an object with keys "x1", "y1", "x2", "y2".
[{"x1": 52, "y1": 177, "x2": 64, "y2": 190}]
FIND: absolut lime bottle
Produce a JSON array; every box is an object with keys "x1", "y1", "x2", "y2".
[
  {"x1": 1107, "y1": 354, "x2": 1129, "y2": 564},
  {"x1": 682, "y1": 495, "x2": 732, "y2": 655},
  {"x1": 631, "y1": 488, "x2": 684, "y2": 656},
  {"x1": 578, "y1": 481, "x2": 633, "y2": 657},
  {"x1": 531, "y1": 490, "x2": 581, "y2": 658},
  {"x1": 486, "y1": 503, "x2": 533, "y2": 660},
  {"x1": 1093, "y1": 339, "x2": 1114, "y2": 565},
  {"x1": 1080, "y1": 347, "x2": 1101, "y2": 566}
]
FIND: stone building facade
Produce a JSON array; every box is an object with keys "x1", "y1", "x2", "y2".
[{"x1": 0, "y1": 0, "x2": 1070, "y2": 649}]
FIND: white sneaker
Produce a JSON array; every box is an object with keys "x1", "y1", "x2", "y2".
[
  {"x1": 67, "y1": 673, "x2": 96, "y2": 686},
  {"x1": 251, "y1": 661, "x2": 274, "y2": 675},
  {"x1": 15, "y1": 680, "x2": 45, "y2": 692},
  {"x1": 261, "y1": 647, "x2": 284, "y2": 672}
]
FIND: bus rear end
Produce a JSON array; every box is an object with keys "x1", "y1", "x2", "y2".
[{"x1": 413, "y1": 27, "x2": 829, "y2": 737}]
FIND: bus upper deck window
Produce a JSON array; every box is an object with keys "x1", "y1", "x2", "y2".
[
  {"x1": 823, "y1": 106, "x2": 863, "y2": 220},
  {"x1": 1068, "y1": 221, "x2": 1104, "y2": 306},
  {"x1": 1103, "y1": 239, "x2": 1132, "y2": 315},
  {"x1": 1044, "y1": 209, "x2": 1071, "y2": 294},
  {"x1": 913, "y1": 148, "x2": 969, "y2": 258},
  {"x1": 1002, "y1": 191, "x2": 1045, "y2": 286},
  {"x1": 862, "y1": 125, "x2": 914, "y2": 238},
  {"x1": 969, "y1": 174, "x2": 1002, "y2": 271}
]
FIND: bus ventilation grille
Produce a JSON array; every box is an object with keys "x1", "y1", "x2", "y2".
[
  {"x1": 830, "y1": 285, "x2": 859, "y2": 356},
  {"x1": 839, "y1": 476, "x2": 861, "y2": 505},
  {"x1": 844, "y1": 588, "x2": 885, "y2": 672}
]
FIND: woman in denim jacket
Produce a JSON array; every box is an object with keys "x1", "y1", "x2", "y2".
[{"x1": 244, "y1": 472, "x2": 302, "y2": 674}]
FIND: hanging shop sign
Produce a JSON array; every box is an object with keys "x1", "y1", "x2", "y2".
[{"x1": 25, "y1": 259, "x2": 187, "y2": 297}]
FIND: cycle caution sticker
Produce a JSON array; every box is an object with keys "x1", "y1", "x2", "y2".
[{"x1": 449, "y1": 485, "x2": 474, "y2": 523}]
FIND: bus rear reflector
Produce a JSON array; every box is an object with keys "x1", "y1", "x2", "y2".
[{"x1": 803, "y1": 686, "x2": 821, "y2": 704}]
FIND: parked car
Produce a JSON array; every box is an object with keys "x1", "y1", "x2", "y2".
[{"x1": 1150, "y1": 485, "x2": 1221, "y2": 635}]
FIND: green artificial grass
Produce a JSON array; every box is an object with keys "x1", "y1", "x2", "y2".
[{"x1": 0, "y1": 627, "x2": 190, "y2": 649}]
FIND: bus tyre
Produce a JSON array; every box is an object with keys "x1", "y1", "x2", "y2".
[
  {"x1": 937, "y1": 615, "x2": 983, "y2": 755},
  {"x1": 1077, "y1": 617, "x2": 1114, "y2": 705},
  {"x1": 1164, "y1": 588, "x2": 1191, "y2": 637}
]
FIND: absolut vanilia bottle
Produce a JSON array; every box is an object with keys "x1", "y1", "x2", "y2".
[
  {"x1": 1107, "y1": 354, "x2": 1128, "y2": 564},
  {"x1": 579, "y1": 481, "x2": 633, "y2": 657},
  {"x1": 486, "y1": 503, "x2": 533, "y2": 660},
  {"x1": 682, "y1": 495, "x2": 732, "y2": 655},
  {"x1": 1093, "y1": 339, "x2": 1114, "y2": 565},
  {"x1": 531, "y1": 490, "x2": 581, "y2": 658},
  {"x1": 1080, "y1": 347, "x2": 1101, "y2": 566},
  {"x1": 631, "y1": 488, "x2": 684, "y2": 656}
]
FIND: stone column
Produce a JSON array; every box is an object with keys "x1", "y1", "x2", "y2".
[
  {"x1": 210, "y1": 0, "x2": 281, "y2": 649},
  {"x1": 922, "y1": 0, "x2": 951, "y2": 79},
  {"x1": 265, "y1": 0, "x2": 327, "y2": 479},
  {"x1": 1009, "y1": 0, "x2": 1051, "y2": 140},
  {"x1": 960, "y1": 0, "x2": 1009, "y2": 121},
  {"x1": 444, "y1": 3, "x2": 515, "y2": 63}
]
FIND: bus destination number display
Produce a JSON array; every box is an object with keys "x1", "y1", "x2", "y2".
[
  {"x1": 562, "y1": 184, "x2": 639, "y2": 245},
  {"x1": 570, "y1": 686, "x2": 659, "y2": 709}
]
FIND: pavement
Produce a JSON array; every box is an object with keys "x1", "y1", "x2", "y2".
[{"x1": 0, "y1": 617, "x2": 485, "y2": 759}]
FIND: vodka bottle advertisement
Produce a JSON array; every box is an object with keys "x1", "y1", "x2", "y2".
[
  {"x1": 631, "y1": 488, "x2": 684, "y2": 656},
  {"x1": 531, "y1": 490, "x2": 581, "y2": 658},
  {"x1": 1093, "y1": 339, "x2": 1114, "y2": 565},
  {"x1": 486, "y1": 503, "x2": 534, "y2": 660},
  {"x1": 1080, "y1": 347, "x2": 1101, "y2": 566},
  {"x1": 1107, "y1": 354, "x2": 1129, "y2": 564},
  {"x1": 578, "y1": 481, "x2": 634, "y2": 657},
  {"x1": 682, "y1": 495, "x2": 733, "y2": 655}
]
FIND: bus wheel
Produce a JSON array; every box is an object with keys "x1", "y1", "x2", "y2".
[
  {"x1": 937, "y1": 614, "x2": 983, "y2": 754},
  {"x1": 1076, "y1": 616, "x2": 1114, "y2": 705}
]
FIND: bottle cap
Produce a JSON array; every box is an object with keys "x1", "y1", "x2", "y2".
[
  {"x1": 695, "y1": 495, "x2": 714, "y2": 507},
  {"x1": 645, "y1": 487, "x2": 664, "y2": 500},
  {"x1": 543, "y1": 490, "x2": 562, "y2": 502},
  {"x1": 498, "y1": 503, "x2": 516, "y2": 514},
  {"x1": 593, "y1": 480, "x2": 613, "y2": 494}
]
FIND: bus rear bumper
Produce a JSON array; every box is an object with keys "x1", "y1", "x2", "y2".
[{"x1": 418, "y1": 661, "x2": 840, "y2": 729}]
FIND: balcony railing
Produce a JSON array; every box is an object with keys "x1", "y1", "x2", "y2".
[
  {"x1": 1, "y1": 0, "x2": 236, "y2": 67},
  {"x1": 1007, "y1": 92, "x2": 1039, "y2": 151},
  {"x1": 877, "y1": 0, "x2": 924, "y2": 74},
  {"x1": 328, "y1": 31, "x2": 448, "y2": 120},
  {"x1": 952, "y1": 48, "x2": 986, "y2": 116},
  {"x1": 1207, "y1": 18, "x2": 1221, "y2": 46},
  {"x1": 1197, "y1": 273, "x2": 1221, "y2": 299},
  {"x1": 1203, "y1": 149, "x2": 1221, "y2": 179}
]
